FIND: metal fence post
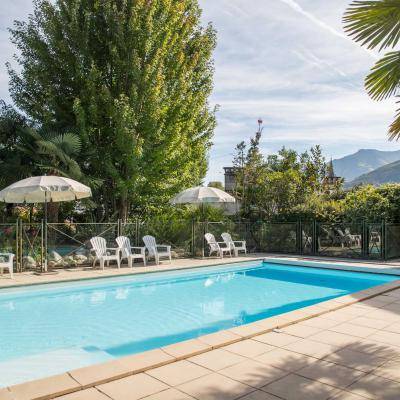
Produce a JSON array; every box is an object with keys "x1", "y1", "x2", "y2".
[
  {"x1": 382, "y1": 219, "x2": 387, "y2": 261},
  {"x1": 297, "y1": 220, "x2": 302, "y2": 255},
  {"x1": 312, "y1": 220, "x2": 317, "y2": 255}
]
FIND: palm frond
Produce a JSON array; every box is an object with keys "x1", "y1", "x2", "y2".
[
  {"x1": 389, "y1": 97, "x2": 400, "y2": 140},
  {"x1": 344, "y1": 0, "x2": 400, "y2": 51},
  {"x1": 51, "y1": 132, "x2": 82, "y2": 155},
  {"x1": 365, "y1": 51, "x2": 400, "y2": 99}
]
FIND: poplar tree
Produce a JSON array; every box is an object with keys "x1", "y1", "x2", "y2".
[{"x1": 8, "y1": 0, "x2": 216, "y2": 219}]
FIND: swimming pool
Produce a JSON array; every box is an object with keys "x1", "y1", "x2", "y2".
[{"x1": 0, "y1": 261, "x2": 397, "y2": 386}]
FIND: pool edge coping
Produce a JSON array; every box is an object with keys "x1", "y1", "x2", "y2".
[{"x1": 3, "y1": 268, "x2": 400, "y2": 399}]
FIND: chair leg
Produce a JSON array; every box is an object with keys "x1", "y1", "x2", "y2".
[
  {"x1": 143, "y1": 256, "x2": 147, "y2": 267},
  {"x1": 128, "y1": 257, "x2": 132, "y2": 269},
  {"x1": 169, "y1": 253, "x2": 172, "y2": 264},
  {"x1": 117, "y1": 258, "x2": 121, "y2": 269},
  {"x1": 100, "y1": 258, "x2": 105, "y2": 270}
]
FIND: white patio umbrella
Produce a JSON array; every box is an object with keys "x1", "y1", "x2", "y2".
[
  {"x1": 170, "y1": 186, "x2": 236, "y2": 206},
  {"x1": 0, "y1": 176, "x2": 92, "y2": 271}
]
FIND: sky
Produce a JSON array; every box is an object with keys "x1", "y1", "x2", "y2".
[{"x1": 0, "y1": 0, "x2": 398, "y2": 184}]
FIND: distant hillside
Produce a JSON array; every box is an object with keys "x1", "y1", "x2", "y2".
[
  {"x1": 333, "y1": 149, "x2": 400, "y2": 182},
  {"x1": 346, "y1": 159, "x2": 400, "y2": 187}
]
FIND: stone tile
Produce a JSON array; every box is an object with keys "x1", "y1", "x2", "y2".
[
  {"x1": 350, "y1": 316, "x2": 391, "y2": 330},
  {"x1": 262, "y1": 373, "x2": 339, "y2": 400},
  {"x1": 237, "y1": 390, "x2": 280, "y2": 399},
  {"x1": 328, "y1": 389, "x2": 375, "y2": 400},
  {"x1": 0, "y1": 388, "x2": 15, "y2": 400},
  {"x1": 8, "y1": 373, "x2": 81, "y2": 400},
  {"x1": 69, "y1": 359, "x2": 131, "y2": 388},
  {"x1": 297, "y1": 359, "x2": 365, "y2": 389},
  {"x1": 346, "y1": 338, "x2": 400, "y2": 359},
  {"x1": 255, "y1": 316, "x2": 292, "y2": 330},
  {"x1": 252, "y1": 332, "x2": 299, "y2": 347},
  {"x1": 308, "y1": 330, "x2": 359, "y2": 347},
  {"x1": 300, "y1": 316, "x2": 340, "y2": 330},
  {"x1": 329, "y1": 323, "x2": 378, "y2": 339},
  {"x1": 189, "y1": 348, "x2": 247, "y2": 371},
  {"x1": 141, "y1": 388, "x2": 195, "y2": 399},
  {"x1": 224, "y1": 339, "x2": 274, "y2": 358},
  {"x1": 369, "y1": 330, "x2": 400, "y2": 347},
  {"x1": 146, "y1": 360, "x2": 210, "y2": 386},
  {"x1": 255, "y1": 348, "x2": 315, "y2": 372},
  {"x1": 347, "y1": 373, "x2": 400, "y2": 400},
  {"x1": 366, "y1": 310, "x2": 400, "y2": 323},
  {"x1": 177, "y1": 372, "x2": 253, "y2": 400},
  {"x1": 162, "y1": 339, "x2": 211, "y2": 359},
  {"x1": 119, "y1": 348, "x2": 175, "y2": 373},
  {"x1": 384, "y1": 322, "x2": 400, "y2": 334},
  {"x1": 57, "y1": 388, "x2": 110, "y2": 400},
  {"x1": 324, "y1": 348, "x2": 387, "y2": 372},
  {"x1": 229, "y1": 323, "x2": 266, "y2": 338},
  {"x1": 96, "y1": 373, "x2": 168, "y2": 400},
  {"x1": 219, "y1": 359, "x2": 288, "y2": 388},
  {"x1": 373, "y1": 360, "x2": 400, "y2": 382},
  {"x1": 321, "y1": 312, "x2": 354, "y2": 323},
  {"x1": 281, "y1": 324, "x2": 322, "y2": 338},
  {"x1": 283, "y1": 338, "x2": 340, "y2": 359},
  {"x1": 198, "y1": 330, "x2": 242, "y2": 348}
]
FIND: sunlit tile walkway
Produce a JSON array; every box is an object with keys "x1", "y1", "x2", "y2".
[
  {"x1": 2, "y1": 256, "x2": 400, "y2": 399},
  {"x1": 48, "y1": 288, "x2": 400, "y2": 400}
]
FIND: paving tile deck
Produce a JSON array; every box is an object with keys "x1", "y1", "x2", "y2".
[{"x1": 3, "y1": 256, "x2": 400, "y2": 399}]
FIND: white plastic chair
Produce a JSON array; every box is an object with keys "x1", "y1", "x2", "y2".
[
  {"x1": 142, "y1": 235, "x2": 172, "y2": 265},
  {"x1": 204, "y1": 233, "x2": 231, "y2": 258},
  {"x1": 221, "y1": 232, "x2": 247, "y2": 257},
  {"x1": 90, "y1": 236, "x2": 120, "y2": 270},
  {"x1": 0, "y1": 253, "x2": 14, "y2": 278},
  {"x1": 116, "y1": 236, "x2": 146, "y2": 268}
]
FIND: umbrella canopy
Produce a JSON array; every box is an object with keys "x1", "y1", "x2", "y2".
[
  {"x1": 170, "y1": 186, "x2": 235, "y2": 205},
  {"x1": 0, "y1": 176, "x2": 91, "y2": 203}
]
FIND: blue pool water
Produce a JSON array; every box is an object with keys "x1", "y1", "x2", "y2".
[{"x1": 0, "y1": 261, "x2": 397, "y2": 386}]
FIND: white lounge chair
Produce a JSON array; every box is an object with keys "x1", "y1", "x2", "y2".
[
  {"x1": 116, "y1": 236, "x2": 146, "y2": 268},
  {"x1": 204, "y1": 233, "x2": 231, "y2": 258},
  {"x1": 142, "y1": 235, "x2": 172, "y2": 265},
  {"x1": 90, "y1": 236, "x2": 120, "y2": 270},
  {"x1": 221, "y1": 232, "x2": 247, "y2": 257},
  {"x1": 0, "y1": 253, "x2": 14, "y2": 278}
]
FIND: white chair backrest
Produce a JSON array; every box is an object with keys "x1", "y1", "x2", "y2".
[
  {"x1": 221, "y1": 232, "x2": 233, "y2": 247},
  {"x1": 143, "y1": 235, "x2": 157, "y2": 256},
  {"x1": 204, "y1": 233, "x2": 219, "y2": 252},
  {"x1": 90, "y1": 237, "x2": 107, "y2": 257},
  {"x1": 116, "y1": 236, "x2": 131, "y2": 258}
]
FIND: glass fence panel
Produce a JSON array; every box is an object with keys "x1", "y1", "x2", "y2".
[
  {"x1": 301, "y1": 222, "x2": 313, "y2": 255},
  {"x1": 367, "y1": 223, "x2": 383, "y2": 259},
  {"x1": 138, "y1": 218, "x2": 193, "y2": 258},
  {"x1": 262, "y1": 223, "x2": 298, "y2": 253},
  {"x1": 386, "y1": 224, "x2": 400, "y2": 259},
  {"x1": 21, "y1": 223, "x2": 43, "y2": 271},
  {"x1": 0, "y1": 223, "x2": 18, "y2": 270},
  {"x1": 316, "y1": 223, "x2": 363, "y2": 258},
  {"x1": 46, "y1": 222, "x2": 119, "y2": 269}
]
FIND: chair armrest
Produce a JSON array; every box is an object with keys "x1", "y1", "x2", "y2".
[
  {"x1": 156, "y1": 245, "x2": 171, "y2": 252},
  {"x1": 0, "y1": 253, "x2": 14, "y2": 262},
  {"x1": 106, "y1": 247, "x2": 119, "y2": 255},
  {"x1": 131, "y1": 246, "x2": 146, "y2": 255}
]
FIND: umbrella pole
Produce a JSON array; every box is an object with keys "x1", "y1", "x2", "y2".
[{"x1": 44, "y1": 191, "x2": 48, "y2": 272}]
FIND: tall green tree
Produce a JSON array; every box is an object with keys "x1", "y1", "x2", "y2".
[
  {"x1": 344, "y1": 1, "x2": 400, "y2": 139},
  {"x1": 8, "y1": 0, "x2": 216, "y2": 220}
]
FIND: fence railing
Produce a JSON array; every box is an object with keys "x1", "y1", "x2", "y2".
[{"x1": 1, "y1": 219, "x2": 400, "y2": 272}]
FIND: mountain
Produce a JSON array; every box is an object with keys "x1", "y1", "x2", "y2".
[
  {"x1": 332, "y1": 149, "x2": 400, "y2": 182},
  {"x1": 346, "y1": 159, "x2": 400, "y2": 187}
]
